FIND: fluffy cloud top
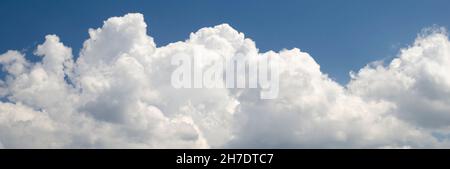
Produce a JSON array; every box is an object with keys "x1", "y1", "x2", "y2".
[{"x1": 1, "y1": 13, "x2": 450, "y2": 148}]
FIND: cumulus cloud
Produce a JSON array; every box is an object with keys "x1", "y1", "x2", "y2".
[
  {"x1": 0, "y1": 13, "x2": 450, "y2": 148},
  {"x1": 348, "y1": 29, "x2": 450, "y2": 128}
]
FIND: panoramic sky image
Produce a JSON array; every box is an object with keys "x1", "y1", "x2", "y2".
[{"x1": 2, "y1": 0, "x2": 450, "y2": 149}]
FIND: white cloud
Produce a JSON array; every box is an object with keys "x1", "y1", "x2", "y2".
[
  {"x1": 0, "y1": 13, "x2": 450, "y2": 148},
  {"x1": 348, "y1": 28, "x2": 450, "y2": 129},
  {"x1": 227, "y1": 49, "x2": 436, "y2": 148}
]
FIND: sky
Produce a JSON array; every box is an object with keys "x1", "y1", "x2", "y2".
[
  {"x1": 2, "y1": 0, "x2": 450, "y2": 84},
  {"x1": 2, "y1": 1, "x2": 450, "y2": 149}
]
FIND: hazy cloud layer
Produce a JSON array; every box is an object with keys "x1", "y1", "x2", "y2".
[{"x1": 1, "y1": 13, "x2": 450, "y2": 148}]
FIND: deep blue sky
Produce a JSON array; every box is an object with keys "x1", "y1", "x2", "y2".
[{"x1": 1, "y1": 0, "x2": 450, "y2": 84}]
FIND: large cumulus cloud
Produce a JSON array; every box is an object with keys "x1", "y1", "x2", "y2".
[{"x1": 0, "y1": 13, "x2": 449, "y2": 148}]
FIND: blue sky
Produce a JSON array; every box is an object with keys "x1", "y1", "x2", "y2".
[
  {"x1": 1, "y1": 0, "x2": 450, "y2": 84},
  {"x1": 3, "y1": 0, "x2": 450, "y2": 149}
]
